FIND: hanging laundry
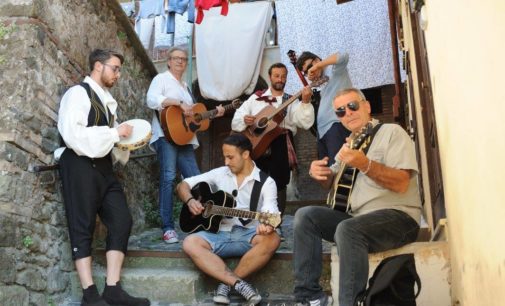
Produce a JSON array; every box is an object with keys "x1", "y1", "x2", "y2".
[
  {"x1": 135, "y1": 0, "x2": 167, "y2": 49},
  {"x1": 166, "y1": 0, "x2": 195, "y2": 34},
  {"x1": 195, "y1": 0, "x2": 229, "y2": 24},
  {"x1": 195, "y1": 2, "x2": 273, "y2": 100}
]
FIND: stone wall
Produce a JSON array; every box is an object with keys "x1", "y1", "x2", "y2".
[{"x1": 0, "y1": 0, "x2": 158, "y2": 304}]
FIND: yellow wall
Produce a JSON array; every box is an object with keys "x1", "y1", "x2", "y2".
[{"x1": 421, "y1": 1, "x2": 505, "y2": 305}]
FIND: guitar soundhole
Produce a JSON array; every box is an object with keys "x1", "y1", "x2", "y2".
[
  {"x1": 194, "y1": 114, "x2": 202, "y2": 123},
  {"x1": 202, "y1": 202, "x2": 213, "y2": 218},
  {"x1": 257, "y1": 117, "x2": 268, "y2": 129}
]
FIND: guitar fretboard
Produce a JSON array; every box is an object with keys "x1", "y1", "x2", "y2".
[
  {"x1": 208, "y1": 205, "x2": 259, "y2": 220},
  {"x1": 197, "y1": 99, "x2": 241, "y2": 121}
]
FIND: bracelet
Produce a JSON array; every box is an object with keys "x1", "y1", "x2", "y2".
[
  {"x1": 184, "y1": 197, "x2": 194, "y2": 205},
  {"x1": 362, "y1": 159, "x2": 372, "y2": 175}
]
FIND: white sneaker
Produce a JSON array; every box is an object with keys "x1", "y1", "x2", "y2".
[{"x1": 162, "y1": 230, "x2": 179, "y2": 244}]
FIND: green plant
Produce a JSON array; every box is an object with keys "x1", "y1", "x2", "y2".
[
  {"x1": 143, "y1": 197, "x2": 161, "y2": 228},
  {"x1": 47, "y1": 298, "x2": 55, "y2": 306},
  {"x1": 143, "y1": 177, "x2": 184, "y2": 228},
  {"x1": 22, "y1": 236, "x2": 33, "y2": 248},
  {"x1": 0, "y1": 23, "x2": 16, "y2": 40}
]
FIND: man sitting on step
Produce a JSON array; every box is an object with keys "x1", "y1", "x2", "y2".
[
  {"x1": 293, "y1": 88, "x2": 422, "y2": 306},
  {"x1": 177, "y1": 134, "x2": 281, "y2": 305}
]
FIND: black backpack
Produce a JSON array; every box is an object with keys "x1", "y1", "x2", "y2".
[{"x1": 354, "y1": 253, "x2": 421, "y2": 306}]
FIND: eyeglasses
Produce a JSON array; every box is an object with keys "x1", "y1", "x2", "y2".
[
  {"x1": 102, "y1": 63, "x2": 121, "y2": 74},
  {"x1": 170, "y1": 56, "x2": 188, "y2": 63},
  {"x1": 335, "y1": 100, "x2": 364, "y2": 118}
]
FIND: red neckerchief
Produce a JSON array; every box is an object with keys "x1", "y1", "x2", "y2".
[{"x1": 255, "y1": 89, "x2": 277, "y2": 104}]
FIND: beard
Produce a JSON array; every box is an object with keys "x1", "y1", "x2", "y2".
[
  {"x1": 101, "y1": 71, "x2": 117, "y2": 88},
  {"x1": 103, "y1": 77, "x2": 117, "y2": 88},
  {"x1": 272, "y1": 81, "x2": 286, "y2": 91}
]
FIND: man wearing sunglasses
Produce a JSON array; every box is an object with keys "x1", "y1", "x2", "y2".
[
  {"x1": 296, "y1": 51, "x2": 353, "y2": 167},
  {"x1": 292, "y1": 88, "x2": 422, "y2": 306}
]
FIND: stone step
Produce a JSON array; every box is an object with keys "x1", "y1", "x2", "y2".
[
  {"x1": 67, "y1": 215, "x2": 334, "y2": 304},
  {"x1": 76, "y1": 250, "x2": 332, "y2": 304},
  {"x1": 69, "y1": 267, "x2": 204, "y2": 305},
  {"x1": 61, "y1": 293, "x2": 298, "y2": 306}
]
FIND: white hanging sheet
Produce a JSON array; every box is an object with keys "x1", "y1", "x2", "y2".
[
  {"x1": 276, "y1": 0, "x2": 406, "y2": 93},
  {"x1": 195, "y1": 1, "x2": 273, "y2": 100}
]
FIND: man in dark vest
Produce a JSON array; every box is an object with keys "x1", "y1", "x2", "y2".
[
  {"x1": 56, "y1": 49, "x2": 150, "y2": 306},
  {"x1": 177, "y1": 134, "x2": 281, "y2": 305}
]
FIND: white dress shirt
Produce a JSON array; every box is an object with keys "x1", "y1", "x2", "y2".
[
  {"x1": 55, "y1": 76, "x2": 123, "y2": 161},
  {"x1": 231, "y1": 88, "x2": 314, "y2": 134},
  {"x1": 183, "y1": 165, "x2": 279, "y2": 232},
  {"x1": 146, "y1": 70, "x2": 198, "y2": 148}
]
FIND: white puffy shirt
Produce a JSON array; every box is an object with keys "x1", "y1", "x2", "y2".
[
  {"x1": 56, "y1": 76, "x2": 121, "y2": 160},
  {"x1": 146, "y1": 70, "x2": 197, "y2": 148},
  {"x1": 231, "y1": 88, "x2": 314, "y2": 134}
]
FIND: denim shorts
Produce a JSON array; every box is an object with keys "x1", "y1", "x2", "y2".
[{"x1": 194, "y1": 225, "x2": 256, "y2": 258}]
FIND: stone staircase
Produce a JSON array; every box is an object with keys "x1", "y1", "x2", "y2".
[{"x1": 62, "y1": 215, "x2": 333, "y2": 305}]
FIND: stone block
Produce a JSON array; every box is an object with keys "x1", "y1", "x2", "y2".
[
  {"x1": 69, "y1": 267, "x2": 204, "y2": 304},
  {"x1": 0, "y1": 248, "x2": 17, "y2": 282},
  {"x1": 0, "y1": 0, "x2": 37, "y2": 17},
  {"x1": 0, "y1": 214, "x2": 18, "y2": 247},
  {"x1": 47, "y1": 266, "x2": 69, "y2": 293},
  {"x1": 16, "y1": 268, "x2": 47, "y2": 291},
  {"x1": 59, "y1": 241, "x2": 74, "y2": 272},
  {"x1": 0, "y1": 285, "x2": 29, "y2": 306},
  {"x1": 29, "y1": 291, "x2": 46, "y2": 306}
]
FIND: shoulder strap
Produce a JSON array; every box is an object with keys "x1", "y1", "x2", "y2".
[
  {"x1": 186, "y1": 84, "x2": 197, "y2": 104},
  {"x1": 249, "y1": 170, "x2": 269, "y2": 212},
  {"x1": 361, "y1": 122, "x2": 383, "y2": 157}
]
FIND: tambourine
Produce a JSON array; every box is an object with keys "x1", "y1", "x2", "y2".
[{"x1": 115, "y1": 119, "x2": 152, "y2": 151}]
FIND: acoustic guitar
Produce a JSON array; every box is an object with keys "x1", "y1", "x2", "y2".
[
  {"x1": 161, "y1": 99, "x2": 242, "y2": 145},
  {"x1": 326, "y1": 123, "x2": 373, "y2": 211},
  {"x1": 242, "y1": 76, "x2": 328, "y2": 160},
  {"x1": 179, "y1": 182, "x2": 281, "y2": 233}
]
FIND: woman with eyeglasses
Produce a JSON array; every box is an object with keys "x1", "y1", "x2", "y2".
[
  {"x1": 146, "y1": 46, "x2": 225, "y2": 245},
  {"x1": 296, "y1": 51, "x2": 353, "y2": 167}
]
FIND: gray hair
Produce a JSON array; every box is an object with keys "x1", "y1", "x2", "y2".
[
  {"x1": 166, "y1": 46, "x2": 188, "y2": 69},
  {"x1": 334, "y1": 87, "x2": 367, "y2": 101},
  {"x1": 167, "y1": 46, "x2": 188, "y2": 58}
]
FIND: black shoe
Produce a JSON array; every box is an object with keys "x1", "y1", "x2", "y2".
[
  {"x1": 102, "y1": 282, "x2": 150, "y2": 306},
  {"x1": 81, "y1": 299, "x2": 110, "y2": 306},
  {"x1": 81, "y1": 284, "x2": 110, "y2": 306},
  {"x1": 233, "y1": 280, "x2": 261, "y2": 305}
]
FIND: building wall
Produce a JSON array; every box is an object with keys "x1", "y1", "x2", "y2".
[
  {"x1": 0, "y1": 0, "x2": 158, "y2": 304},
  {"x1": 418, "y1": 1, "x2": 505, "y2": 305}
]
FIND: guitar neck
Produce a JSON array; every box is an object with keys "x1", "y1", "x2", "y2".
[
  {"x1": 287, "y1": 50, "x2": 309, "y2": 86},
  {"x1": 198, "y1": 103, "x2": 236, "y2": 120},
  {"x1": 267, "y1": 90, "x2": 304, "y2": 121},
  {"x1": 209, "y1": 205, "x2": 259, "y2": 220}
]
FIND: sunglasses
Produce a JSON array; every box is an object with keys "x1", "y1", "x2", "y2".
[
  {"x1": 335, "y1": 100, "x2": 363, "y2": 118},
  {"x1": 302, "y1": 62, "x2": 314, "y2": 76}
]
